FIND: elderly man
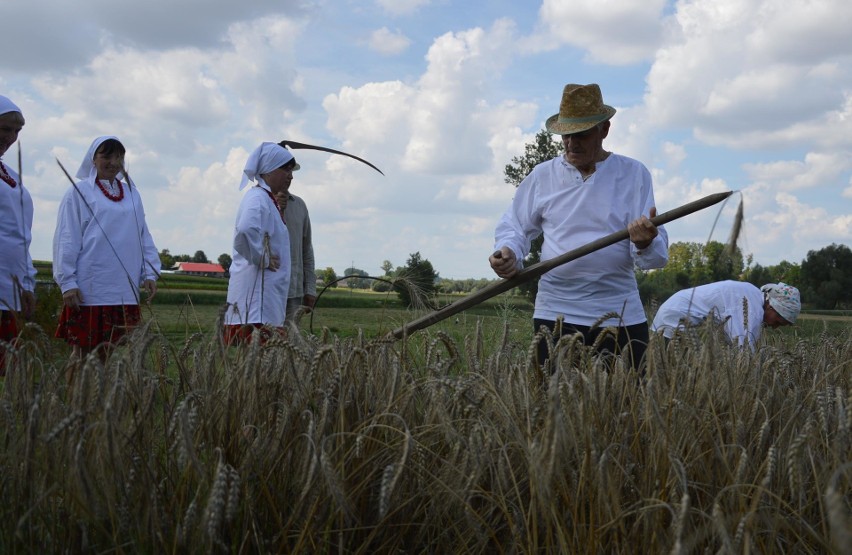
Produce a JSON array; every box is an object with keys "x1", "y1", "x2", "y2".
[
  {"x1": 277, "y1": 177, "x2": 316, "y2": 323},
  {"x1": 490, "y1": 83, "x2": 668, "y2": 370}
]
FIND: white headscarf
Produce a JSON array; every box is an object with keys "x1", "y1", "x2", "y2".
[
  {"x1": 0, "y1": 95, "x2": 22, "y2": 117},
  {"x1": 239, "y1": 142, "x2": 296, "y2": 190},
  {"x1": 75, "y1": 135, "x2": 125, "y2": 181}
]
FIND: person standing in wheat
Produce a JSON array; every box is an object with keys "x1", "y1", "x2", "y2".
[
  {"x1": 274, "y1": 147, "x2": 316, "y2": 324},
  {"x1": 0, "y1": 96, "x2": 36, "y2": 375},
  {"x1": 651, "y1": 281, "x2": 800, "y2": 349},
  {"x1": 53, "y1": 136, "x2": 161, "y2": 368},
  {"x1": 489, "y1": 84, "x2": 668, "y2": 370},
  {"x1": 224, "y1": 143, "x2": 296, "y2": 344}
]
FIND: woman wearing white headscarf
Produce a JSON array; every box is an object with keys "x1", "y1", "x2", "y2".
[
  {"x1": 0, "y1": 95, "x2": 36, "y2": 374},
  {"x1": 53, "y1": 136, "x2": 160, "y2": 360},
  {"x1": 224, "y1": 142, "x2": 297, "y2": 343},
  {"x1": 651, "y1": 280, "x2": 800, "y2": 349}
]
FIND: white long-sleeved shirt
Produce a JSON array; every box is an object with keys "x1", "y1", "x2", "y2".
[
  {"x1": 0, "y1": 164, "x2": 36, "y2": 311},
  {"x1": 225, "y1": 184, "x2": 291, "y2": 326},
  {"x1": 651, "y1": 280, "x2": 765, "y2": 349},
  {"x1": 53, "y1": 178, "x2": 160, "y2": 306},
  {"x1": 283, "y1": 193, "x2": 316, "y2": 300},
  {"x1": 494, "y1": 153, "x2": 668, "y2": 326}
]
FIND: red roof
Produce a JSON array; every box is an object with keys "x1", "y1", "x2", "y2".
[{"x1": 174, "y1": 262, "x2": 225, "y2": 273}]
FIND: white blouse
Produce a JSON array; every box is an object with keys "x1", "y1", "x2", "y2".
[
  {"x1": 495, "y1": 153, "x2": 669, "y2": 326},
  {"x1": 225, "y1": 184, "x2": 291, "y2": 327},
  {"x1": 0, "y1": 164, "x2": 36, "y2": 311},
  {"x1": 652, "y1": 280, "x2": 766, "y2": 349},
  {"x1": 53, "y1": 178, "x2": 160, "y2": 306}
]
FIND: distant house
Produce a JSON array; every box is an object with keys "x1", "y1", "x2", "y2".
[{"x1": 172, "y1": 262, "x2": 227, "y2": 278}]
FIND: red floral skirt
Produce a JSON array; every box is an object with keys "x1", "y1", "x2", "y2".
[
  {"x1": 0, "y1": 310, "x2": 19, "y2": 343},
  {"x1": 55, "y1": 305, "x2": 141, "y2": 348},
  {"x1": 0, "y1": 310, "x2": 20, "y2": 377},
  {"x1": 223, "y1": 323, "x2": 286, "y2": 346}
]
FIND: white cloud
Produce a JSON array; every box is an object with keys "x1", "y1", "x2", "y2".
[
  {"x1": 0, "y1": 0, "x2": 303, "y2": 72},
  {"x1": 645, "y1": 0, "x2": 852, "y2": 146},
  {"x1": 375, "y1": 0, "x2": 432, "y2": 16},
  {"x1": 744, "y1": 152, "x2": 852, "y2": 191},
  {"x1": 368, "y1": 27, "x2": 412, "y2": 55},
  {"x1": 525, "y1": 0, "x2": 667, "y2": 64}
]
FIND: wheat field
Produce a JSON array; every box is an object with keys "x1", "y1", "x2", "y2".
[{"x1": 1, "y1": 317, "x2": 850, "y2": 553}]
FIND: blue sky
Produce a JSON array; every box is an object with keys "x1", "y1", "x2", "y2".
[{"x1": 2, "y1": 0, "x2": 850, "y2": 279}]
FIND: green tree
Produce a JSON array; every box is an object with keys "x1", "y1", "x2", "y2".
[
  {"x1": 344, "y1": 267, "x2": 370, "y2": 289},
  {"x1": 318, "y1": 267, "x2": 338, "y2": 288},
  {"x1": 800, "y1": 243, "x2": 852, "y2": 309},
  {"x1": 159, "y1": 249, "x2": 175, "y2": 270},
  {"x1": 395, "y1": 252, "x2": 439, "y2": 308},
  {"x1": 217, "y1": 253, "x2": 232, "y2": 273},
  {"x1": 503, "y1": 129, "x2": 564, "y2": 302},
  {"x1": 381, "y1": 260, "x2": 394, "y2": 276},
  {"x1": 192, "y1": 250, "x2": 208, "y2": 263}
]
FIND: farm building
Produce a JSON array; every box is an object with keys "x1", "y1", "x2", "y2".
[{"x1": 172, "y1": 262, "x2": 226, "y2": 278}]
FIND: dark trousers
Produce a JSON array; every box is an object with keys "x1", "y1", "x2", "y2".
[{"x1": 533, "y1": 318, "x2": 649, "y2": 372}]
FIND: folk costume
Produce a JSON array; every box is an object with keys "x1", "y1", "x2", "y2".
[
  {"x1": 53, "y1": 136, "x2": 161, "y2": 348},
  {"x1": 0, "y1": 96, "x2": 35, "y2": 370},
  {"x1": 651, "y1": 281, "x2": 801, "y2": 349},
  {"x1": 493, "y1": 84, "x2": 669, "y2": 369},
  {"x1": 224, "y1": 143, "x2": 292, "y2": 343}
]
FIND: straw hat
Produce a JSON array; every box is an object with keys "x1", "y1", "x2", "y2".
[{"x1": 545, "y1": 84, "x2": 617, "y2": 135}]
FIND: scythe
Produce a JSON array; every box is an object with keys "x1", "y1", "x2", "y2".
[
  {"x1": 390, "y1": 190, "x2": 734, "y2": 339},
  {"x1": 278, "y1": 140, "x2": 384, "y2": 175}
]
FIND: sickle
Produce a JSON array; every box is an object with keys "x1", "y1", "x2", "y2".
[{"x1": 278, "y1": 140, "x2": 384, "y2": 175}]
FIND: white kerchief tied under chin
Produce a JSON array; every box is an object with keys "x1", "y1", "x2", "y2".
[
  {"x1": 75, "y1": 135, "x2": 125, "y2": 182},
  {"x1": 240, "y1": 142, "x2": 294, "y2": 190}
]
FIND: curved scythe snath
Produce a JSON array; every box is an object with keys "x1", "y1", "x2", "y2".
[{"x1": 278, "y1": 140, "x2": 384, "y2": 175}]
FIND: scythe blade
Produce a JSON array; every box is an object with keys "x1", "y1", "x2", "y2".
[{"x1": 278, "y1": 140, "x2": 384, "y2": 175}]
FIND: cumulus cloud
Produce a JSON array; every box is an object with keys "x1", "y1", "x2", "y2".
[
  {"x1": 744, "y1": 152, "x2": 852, "y2": 191},
  {"x1": 0, "y1": 0, "x2": 304, "y2": 72},
  {"x1": 325, "y1": 19, "x2": 519, "y2": 179},
  {"x1": 645, "y1": 0, "x2": 852, "y2": 146},
  {"x1": 368, "y1": 27, "x2": 412, "y2": 55},
  {"x1": 524, "y1": 0, "x2": 667, "y2": 64},
  {"x1": 375, "y1": 0, "x2": 432, "y2": 16}
]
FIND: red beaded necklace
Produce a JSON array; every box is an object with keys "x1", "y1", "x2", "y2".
[
  {"x1": 260, "y1": 187, "x2": 286, "y2": 224},
  {"x1": 96, "y1": 178, "x2": 124, "y2": 202},
  {"x1": 0, "y1": 161, "x2": 16, "y2": 188}
]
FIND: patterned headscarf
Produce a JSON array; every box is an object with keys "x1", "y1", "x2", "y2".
[
  {"x1": 240, "y1": 142, "x2": 297, "y2": 191},
  {"x1": 75, "y1": 135, "x2": 124, "y2": 181},
  {"x1": 760, "y1": 282, "x2": 801, "y2": 324}
]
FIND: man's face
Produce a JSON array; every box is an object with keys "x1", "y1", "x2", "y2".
[
  {"x1": 561, "y1": 121, "x2": 609, "y2": 172},
  {"x1": 0, "y1": 112, "x2": 24, "y2": 158}
]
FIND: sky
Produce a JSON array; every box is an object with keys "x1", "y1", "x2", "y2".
[{"x1": 2, "y1": 0, "x2": 851, "y2": 279}]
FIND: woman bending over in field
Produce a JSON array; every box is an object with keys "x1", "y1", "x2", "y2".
[
  {"x1": 53, "y1": 136, "x2": 161, "y2": 370},
  {"x1": 651, "y1": 280, "x2": 800, "y2": 349}
]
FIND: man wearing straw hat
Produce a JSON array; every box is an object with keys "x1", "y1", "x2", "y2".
[{"x1": 490, "y1": 83, "x2": 668, "y2": 370}]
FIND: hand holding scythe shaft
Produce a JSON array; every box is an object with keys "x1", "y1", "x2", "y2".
[{"x1": 389, "y1": 190, "x2": 733, "y2": 339}]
